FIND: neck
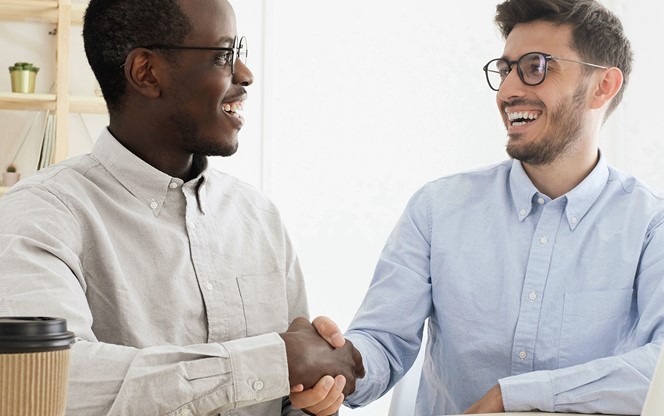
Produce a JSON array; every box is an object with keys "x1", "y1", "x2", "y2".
[
  {"x1": 521, "y1": 148, "x2": 599, "y2": 199},
  {"x1": 108, "y1": 118, "x2": 195, "y2": 181}
]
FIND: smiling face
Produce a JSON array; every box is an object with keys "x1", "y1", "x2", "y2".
[
  {"x1": 497, "y1": 20, "x2": 594, "y2": 166},
  {"x1": 161, "y1": 0, "x2": 253, "y2": 157}
]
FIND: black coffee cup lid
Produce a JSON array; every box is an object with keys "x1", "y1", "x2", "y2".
[{"x1": 0, "y1": 317, "x2": 75, "y2": 353}]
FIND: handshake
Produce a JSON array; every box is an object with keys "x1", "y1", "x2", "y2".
[{"x1": 279, "y1": 317, "x2": 365, "y2": 415}]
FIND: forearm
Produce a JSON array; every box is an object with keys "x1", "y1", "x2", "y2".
[
  {"x1": 68, "y1": 334, "x2": 291, "y2": 415},
  {"x1": 500, "y1": 342, "x2": 660, "y2": 414},
  {"x1": 343, "y1": 332, "x2": 398, "y2": 408}
]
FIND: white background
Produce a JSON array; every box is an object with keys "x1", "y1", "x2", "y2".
[{"x1": 1, "y1": 1, "x2": 663, "y2": 415}]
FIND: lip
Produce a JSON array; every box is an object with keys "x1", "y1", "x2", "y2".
[
  {"x1": 506, "y1": 116, "x2": 540, "y2": 135},
  {"x1": 503, "y1": 107, "x2": 543, "y2": 134},
  {"x1": 223, "y1": 107, "x2": 245, "y2": 130},
  {"x1": 221, "y1": 94, "x2": 247, "y2": 129}
]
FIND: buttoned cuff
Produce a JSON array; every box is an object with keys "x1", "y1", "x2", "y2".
[
  {"x1": 499, "y1": 370, "x2": 554, "y2": 412},
  {"x1": 223, "y1": 332, "x2": 291, "y2": 405}
]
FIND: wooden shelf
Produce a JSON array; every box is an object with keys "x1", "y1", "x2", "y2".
[
  {"x1": 0, "y1": 92, "x2": 56, "y2": 111},
  {"x1": 1, "y1": 0, "x2": 106, "y2": 165},
  {"x1": 0, "y1": 0, "x2": 59, "y2": 23},
  {"x1": 70, "y1": 95, "x2": 107, "y2": 114},
  {"x1": 0, "y1": 1, "x2": 84, "y2": 25},
  {"x1": 0, "y1": 93, "x2": 106, "y2": 114},
  {"x1": 70, "y1": 2, "x2": 84, "y2": 25}
]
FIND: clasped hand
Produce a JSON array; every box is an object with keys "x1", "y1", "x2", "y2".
[{"x1": 280, "y1": 316, "x2": 364, "y2": 415}]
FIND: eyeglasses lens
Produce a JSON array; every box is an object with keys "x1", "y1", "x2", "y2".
[
  {"x1": 519, "y1": 53, "x2": 547, "y2": 86},
  {"x1": 232, "y1": 36, "x2": 248, "y2": 74},
  {"x1": 485, "y1": 52, "x2": 548, "y2": 91},
  {"x1": 485, "y1": 59, "x2": 508, "y2": 91}
]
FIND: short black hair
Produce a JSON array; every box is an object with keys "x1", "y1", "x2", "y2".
[
  {"x1": 495, "y1": 0, "x2": 633, "y2": 117},
  {"x1": 83, "y1": 0, "x2": 193, "y2": 114}
]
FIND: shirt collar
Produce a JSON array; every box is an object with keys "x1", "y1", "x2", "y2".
[
  {"x1": 563, "y1": 152, "x2": 609, "y2": 230},
  {"x1": 509, "y1": 152, "x2": 609, "y2": 230},
  {"x1": 509, "y1": 159, "x2": 540, "y2": 222},
  {"x1": 92, "y1": 128, "x2": 210, "y2": 215}
]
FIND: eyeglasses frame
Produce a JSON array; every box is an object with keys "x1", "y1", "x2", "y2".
[
  {"x1": 137, "y1": 35, "x2": 248, "y2": 75},
  {"x1": 482, "y1": 51, "x2": 608, "y2": 92}
]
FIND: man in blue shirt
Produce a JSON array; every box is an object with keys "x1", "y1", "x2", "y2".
[{"x1": 295, "y1": 0, "x2": 664, "y2": 414}]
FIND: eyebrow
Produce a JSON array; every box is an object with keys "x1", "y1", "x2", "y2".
[{"x1": 214, "y1": 36, "x2": 235, "y2": 46}]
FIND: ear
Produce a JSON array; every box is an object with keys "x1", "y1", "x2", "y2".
[
  {"x1": 589, "y1": 67, "x2": 623, "y2": 110},
  {"x1": 123, "y1": 48, "x2": 163, "y2": 99}
]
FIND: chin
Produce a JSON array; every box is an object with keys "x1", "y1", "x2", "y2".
[
  {"x1": 190, "y1": 135, "x2": 239, "y2": 157},
  {"x1": 217, "y1": 136, "x2": 240, "y2": 157}
]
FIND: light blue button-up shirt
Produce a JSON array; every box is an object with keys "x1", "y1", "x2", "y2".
[{"x1": 345, "y1": 155, "x2": 664, "y2": 415}]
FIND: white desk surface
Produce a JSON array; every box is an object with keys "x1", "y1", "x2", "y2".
[{"x1": 451, "y1": 413, "x2": 620, "y2": 416}]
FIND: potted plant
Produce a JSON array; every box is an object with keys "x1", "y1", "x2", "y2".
[
  {"x1": 2, "y1": 164, "x2": 21, "y2": 187},
  {"x1": 9, "y1": 62, "x2": 39, "y2": 93}
]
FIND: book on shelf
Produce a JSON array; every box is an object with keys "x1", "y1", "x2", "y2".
[{"x1": 36, "y1": 112, "x2": 56, "y2": 171}]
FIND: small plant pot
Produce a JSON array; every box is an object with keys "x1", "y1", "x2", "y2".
[
  {"x1": 2, "y1": 171, "x2": 21, "y2": 187},
  {"x1": 10, "y1": 69, "x2": 37, "y2": 93}
]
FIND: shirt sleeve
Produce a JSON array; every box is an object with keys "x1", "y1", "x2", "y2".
[
  {"x1": 345, "y1": 185, "x2": 433, "y2": 407},
  {"x1": 70, "y1": 335, "x2": 290, "y2": 415},
  {"x1": 500, "y1": 215, "x2": 664, "y2": 415},
  {"x1": 0, "y1": 185, "x2": 294, "y2": 415}
]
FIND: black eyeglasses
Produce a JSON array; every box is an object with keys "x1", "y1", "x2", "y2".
[
  {"x1": 482, "y1": 51, "x2": 607, "y2": 91},
  {"x1": 138, "y1": 35, "x2": 248, "y2": 75}
]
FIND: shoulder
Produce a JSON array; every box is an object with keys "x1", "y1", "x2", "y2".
[
  {"x1": 607, "y1": 166, "x2": 664, "y2": 200},
  {"x1": 205, "y1": 169, "x2": 280, "y2": 215},
  {"x1": 414, "y1": 160, "x2": 511, "y2": 201},
  {"x1": 1, "y1": 154, "x2": 99, "y2": 205},
  {"x1": 606, "y1": 165, "x2": 664, "y2": 230}
]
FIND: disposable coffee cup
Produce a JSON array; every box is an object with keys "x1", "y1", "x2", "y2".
[{"x1": 0, "y1": 317, "x2": 75, "y2": 416}]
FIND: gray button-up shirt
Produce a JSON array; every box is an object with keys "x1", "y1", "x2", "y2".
[{"x1": 0, "y1": 128, "x2": 308, "y2": 415}]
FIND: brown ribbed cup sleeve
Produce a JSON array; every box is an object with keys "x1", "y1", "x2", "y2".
[{"x1": 0, "y1": 349, "x2": 70, "y2": 416}]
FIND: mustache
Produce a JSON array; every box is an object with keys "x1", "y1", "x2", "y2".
[{"x1": 502, "y1": 98, "x2": 545, "y2": 110}]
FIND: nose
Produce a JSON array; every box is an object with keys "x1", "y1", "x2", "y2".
[
  {"x1": 497, "y1": 68, "x2": 526, "y2": 101},
  {"x1": 233, "y1": 60, "x2": 253, "y2": 87}
]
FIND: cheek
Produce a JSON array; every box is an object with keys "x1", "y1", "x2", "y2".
[{"x1": 179, "y1": 67, "x2": 231, "y2": 98}]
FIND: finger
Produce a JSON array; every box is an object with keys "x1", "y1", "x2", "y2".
[
  {"x1": 290, "y1": 375, "x2": 336, "y2": 409},
  {"x1": 312, "y1": 316, "x2": 345, "y2": 348},
  {"x1": 317, "y1": 392, "x2": 345, "y2": 416},
  {"x1": 290, "y1": 384, "x2": 304, "y2": 393},
  {"x1": 288, "y1": 316, "x2": 312, "y2": 331},
  {"x1": 304, "y1": 375, "x2": 346, "y2": 415}
]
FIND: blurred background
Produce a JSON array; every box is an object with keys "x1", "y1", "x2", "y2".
[{"x1": 1, "y1": 0, "x2": 662, "y2": 414}]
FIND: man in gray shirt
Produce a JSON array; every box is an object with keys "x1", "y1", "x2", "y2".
[{"x1": 0, "y1": 0, "x2": 362, "y2": 415}]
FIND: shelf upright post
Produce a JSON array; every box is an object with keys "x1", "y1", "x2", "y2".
[{"x1": 54, "y1": 0, "x2": 71, "y2": 163}]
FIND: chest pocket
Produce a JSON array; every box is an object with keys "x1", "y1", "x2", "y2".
[
  {"x1": 559, "y1": 288, "x2": 633, "y2": 367},
  {"x1": 236, "y1": 272, "x2": 289, "y2": 337}
]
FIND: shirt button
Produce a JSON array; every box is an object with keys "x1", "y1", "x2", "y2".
[
  {"x1": 539, "y1": 236, "x2": 548, "y2": 245},
  {"x1": 519, "y1": 209, "x2": 527, "y2": 216},
  {"x1": 571, "y1": 216, "x2": 578, "y2": 224},
  {"x1": 528, "y1": 291, "x2": 537, "y2": 302},
  {"x1": 169, "y1": 182, "x2": 178, "y2": 189},
  {"x1": 537, "y1": 197, "x2": 545, "y2": 205},
  {"x1": 253, "y1": 380, "x2": 264, "y2": 391},
  {"x1": 518, "y1": 351, "x2": 527, "y2": 360},
  {"x1": 150, "y1": 201, "x2": 158, "y2": 210},
  {"x1": 205, "y1": 282, "x2": 214, "y2": 291}
]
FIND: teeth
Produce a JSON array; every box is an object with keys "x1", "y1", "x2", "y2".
[
  {"x1": 506, "y1": 111, "x2": 539, "y2": 121},
  {"x1": 223, "y1": 101, "x2": 244, "y2": 113}
]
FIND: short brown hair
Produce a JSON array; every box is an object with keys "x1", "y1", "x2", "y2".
[{"x1": 495, "y1": 0, "x2": 633, "y2": 117}]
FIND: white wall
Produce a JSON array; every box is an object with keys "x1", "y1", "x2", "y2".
[
  {"x1": 244, "y1": 1, "x2": 664, "y2": 415},
  {"x1": 2, "y1": 1, "x2": 663, "y2": 415},
  {"x1": 257, "y1": 2, "x2": 503, "y2": 414}
]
